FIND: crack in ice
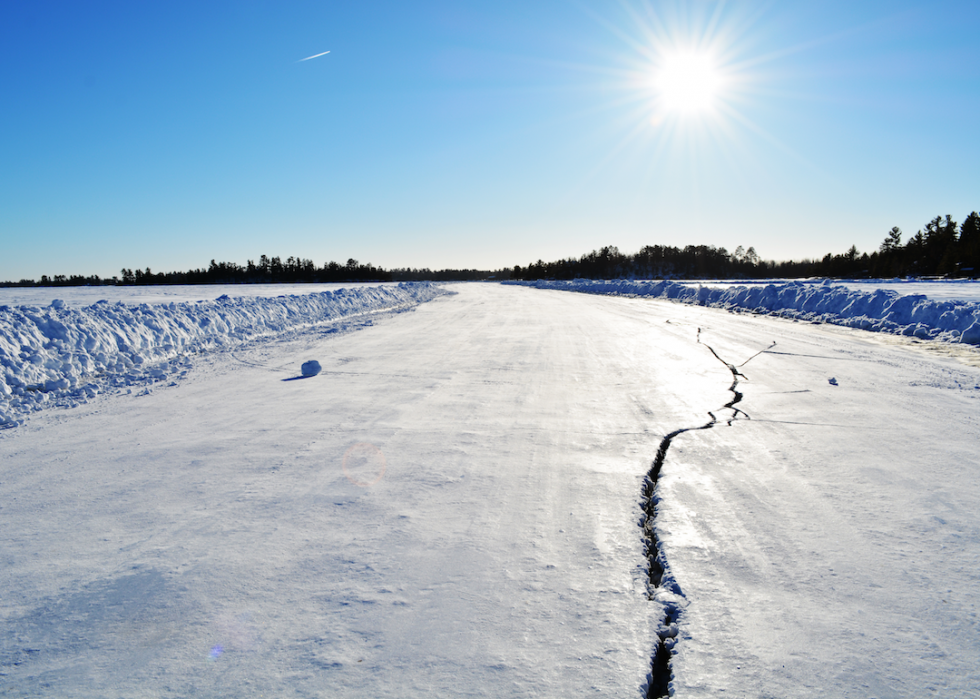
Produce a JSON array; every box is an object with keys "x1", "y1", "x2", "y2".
[{"x1": 641, "y1": 331, "x2": 774, "y2": 697}]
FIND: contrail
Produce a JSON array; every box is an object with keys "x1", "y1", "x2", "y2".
[{"x1": 298, "y1": 50, "x2": 330, "y2": 62}]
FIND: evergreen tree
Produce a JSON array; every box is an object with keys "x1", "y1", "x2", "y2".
[{"x1": 958, "y1": 212, "x2": 980, "y2": 276}]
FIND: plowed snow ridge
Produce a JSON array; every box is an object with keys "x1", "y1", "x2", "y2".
[
  {"x1": 510, "y1": 279, "x2": 980, "y2": 344},
  {"x1": 0, "y1": 283, "x2": 448, "y2": 426}
]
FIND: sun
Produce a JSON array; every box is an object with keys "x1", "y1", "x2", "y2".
[{"x1": 654, "y1": 51, "x2": 724, "y2": 115}]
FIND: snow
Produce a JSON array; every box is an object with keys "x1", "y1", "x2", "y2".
[
  {"x1": 0, "y1": 282, "x2": 396, "y2": 307},
  {"x1": 0, "y1": 283, "x2": 447, "y2": 427},
  {"x1": 510, "y1": 279, "x2": 980, "y2": 345},
  {"x1": 683, "y1": 279, "x2": 980, "y2": 304},
  {"x1": 623, "y1": 298, "x2": 980, "y2": 698},
  {"x1": 2, "y1": 283, "x2": 979, "y2": 697}
]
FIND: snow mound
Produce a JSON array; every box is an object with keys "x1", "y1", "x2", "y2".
[
  {"x1": 509, "y1": 279, "x2": 980, "y2": 345},
  {"x1": 0, "y1": 283, "x2": 446, "y2": 427}
]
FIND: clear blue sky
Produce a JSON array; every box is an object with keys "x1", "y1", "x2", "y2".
[{"x1": 2, "y1": 0, "x2": 978, "y2": 281}]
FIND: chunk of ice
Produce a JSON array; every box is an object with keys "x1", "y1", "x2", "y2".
[{"x1": 301, "y1": 360, "x2": 322, "y2": 377}]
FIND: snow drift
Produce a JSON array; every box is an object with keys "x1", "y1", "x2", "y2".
[
  {"x1": 510, "y1": 279, "x2": 980, "y2": 345},
  {"x1": 0, "y1": 283, "x2": 447, "y2": 426}
]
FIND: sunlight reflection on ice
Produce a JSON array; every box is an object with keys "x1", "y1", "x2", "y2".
[{"x1": 343, "y1": 442, "x2": 387, "y2": 487}]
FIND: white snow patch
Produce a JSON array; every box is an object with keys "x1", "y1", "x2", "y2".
[
  {"x1": 0, "y1": 283, "x2": 446, "y2": 426},
  {"x1": 509, "y1": 279, "x2": 980, "y2": 345},
  {"x1": 684, "y1": 278, "x2": 980, "y2": 304},
  {"x1": 0, "y1": 282, "x2": 397, "y2": 307}
]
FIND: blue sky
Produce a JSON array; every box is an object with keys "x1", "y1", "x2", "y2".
[{"x1": 2, "y1": 0, "x2": 978, "y2": 281}]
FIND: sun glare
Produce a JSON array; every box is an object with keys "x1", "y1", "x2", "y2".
[{"x1": 654, "y1": 51, "x2": 723, "y2": 115}]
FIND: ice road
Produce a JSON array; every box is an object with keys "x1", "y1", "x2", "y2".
[{"x1": 2, "y1": 283, "x2": 979, "y2": 697}]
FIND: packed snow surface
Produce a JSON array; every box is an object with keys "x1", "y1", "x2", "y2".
[
  {"x1": 2, "y1": 284, "x2": 979, "y2": 697},
  {"x1": 511, "y1": 279, "x2": 980, "y2": 344},
  {"x1": 0, "y1": 283, "x2": 446, "y2": 426}
]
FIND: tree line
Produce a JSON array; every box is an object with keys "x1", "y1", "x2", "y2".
[
  {"x1": 390, "y1": 268, "x2": 511, "y2": 282},
  {"x1": 118, "y1": 255, "x2": 391, "y2": 285},
  {"x1": 0, "y1": 253, "x2": 514, "y2": 287},
  {"x1": 512, "y1": 210, "x2": 979, "y2": 281},
  {"x1": 1, "y1": 254, "x2": 520, "y2": 287},
  {"x1": 815, "y1": 212, "x2": 980, "y2": 279},
  {"x1": 513, "y1": 244, "x2": 762, "y2": 281},
  {"x1": 3, "y1": 210, "x2": 977, "y2": 287}
]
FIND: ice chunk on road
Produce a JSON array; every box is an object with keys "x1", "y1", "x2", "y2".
[{"x1": 301, "y1": 360, "x2": 322, "y2": 377}]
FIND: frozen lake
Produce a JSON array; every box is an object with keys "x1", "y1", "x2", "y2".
[{"x1": 2, "y1": 283, "x2": 979, "y2": 697}]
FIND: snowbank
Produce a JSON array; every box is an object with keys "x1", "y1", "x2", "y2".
[
  {"x1": 509, "y1": 279, "x2": 980, "y2": 345},
  {"x1": 0, "y1": 283, "x2": 447, "y2": 426},
  {"x1": 678, "y1": 278, "x2": 980, "y2": 304}
]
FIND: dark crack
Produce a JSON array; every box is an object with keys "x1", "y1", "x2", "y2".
[
  {"x1": 641, "y1": 331, "x2": 774, "y2": 698},
  {"x1": 641, "y1": 422, "x2": 707, "y2": 698}
]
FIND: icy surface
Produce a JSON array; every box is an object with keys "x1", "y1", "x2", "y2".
[
  {"x1": 645, "y1": 302, "x2": 980, "y2": 698},
  {"x1": 0, "y1": 283, "x2": 446, "y2": 426},
  {"x1": 511, "y1": 279, "x2": 980, "y2": 344},
  {"x1": 2, "y1": 284, "x2": 979, "y2": 697}
]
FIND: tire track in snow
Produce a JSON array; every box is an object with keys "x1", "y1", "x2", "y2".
[{"x1": 641, "y1": 330, "x2": 774, "y2": 698}]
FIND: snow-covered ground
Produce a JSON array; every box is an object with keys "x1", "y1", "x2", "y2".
[
  {"x1": 680, "y1": 279, "x2": 980, "y2": 304},
  {"x1": 2, "y1": 283, "x2": 979, "y2": 697},
  {"x1": 0, "y1": 283, "x2": 445, "y2": 427},
  {"x1": 0, "y1": 283, "x2": 395, "y2": 307},
  {"x1": 512, "y1": 279, "x2": 980, "y2": 345}
]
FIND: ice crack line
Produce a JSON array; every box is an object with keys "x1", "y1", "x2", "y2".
[{"x1": 641, "y1": 331, "x2": 775, "y2": 698}]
